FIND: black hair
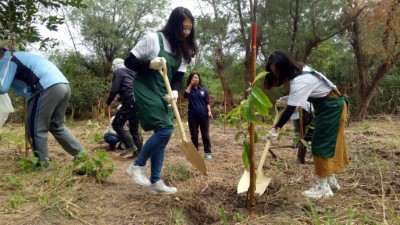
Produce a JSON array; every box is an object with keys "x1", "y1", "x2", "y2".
[
  {"x1": 186, "y1": 71, "x2": 202, "y2": 87},
  {"x1": 161, "y1": 7, "x2": 198, "y2": 63},
  {"x1": 0, "y1": 47, "x2": 8, "y2": 54},
  {"x1": 263, "y1": 50, "x2": 304, "y2": 90}
]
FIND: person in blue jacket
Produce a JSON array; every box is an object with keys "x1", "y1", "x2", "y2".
[
  {"x1": 0, "y1": 48, "x2": 84, "y2": 167},
  {"x1": 184, "y1": 72, "x2": 213, "y2": 159}
]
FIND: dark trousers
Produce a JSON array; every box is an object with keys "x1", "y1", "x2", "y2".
[
  {"x1": 112, "y1": 99, "x2": 142, "y2": 150},
  {"x1": 188, "y1": 116, "x2": 211, "y2": 154}
]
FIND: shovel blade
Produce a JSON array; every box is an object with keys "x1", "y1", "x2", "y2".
[
  {"x1": 180, "y1": 141, "x2": 207, "y2": 175},
  {"x1": 255, "y1": 172, "x2": 272, "y2": 196},
  {"x1": 237, "y1": 170, "x2": 250, "y2": 194}
]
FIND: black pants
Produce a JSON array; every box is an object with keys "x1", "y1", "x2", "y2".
[
  {"x1": 188, "y1": 116, "x2": 211, "y2": 154},
  {"x1": 112, "y1": 99, "x2": 142, "y2": 150}
]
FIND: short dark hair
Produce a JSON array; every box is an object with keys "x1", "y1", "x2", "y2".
[
  {"x1": 264, "y1": 50, "x2": 304, "y2": 89},
  {"x1": 161, "y1": 7, "x2": 198, "y2": 63}
]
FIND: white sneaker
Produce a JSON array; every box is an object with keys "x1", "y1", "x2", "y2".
[
  {"x1": 146, "y1": 180, "x2": 177, "y2": 195},
  {"x1": 302, "y1": 184, "x2": 334, "y2": 199},
  {"x1": 125, "y1": 163, "x2": 151, "y2": 187},
  {"x1": 328, "y1": 177, "x2": 341, "y2": 191},
  {"x1": 205, "y1": 153, "x2": 213, "y2": 160}
]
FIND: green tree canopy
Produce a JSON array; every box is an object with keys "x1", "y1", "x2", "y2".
[{"x1": 0, "y1": 0, "x2": 85, "y2": 49}]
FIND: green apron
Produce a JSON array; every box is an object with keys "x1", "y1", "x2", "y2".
[
  {"x1": 308, "y1": 95, "x2": 344, "y2": 158},
  {"x1": 134, "y1": 32, "x2": 182, "y2": 131},
  {"x1": 299, "y1": 67, "x2": 347, "y2": 158}
]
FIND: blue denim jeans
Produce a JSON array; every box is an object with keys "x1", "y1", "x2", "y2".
[
  {"x1": 104, "y1": 133, "x2": 120, "y2": 149},
  {"x1": 134, "y1": 128, "x2": 173, "y2": 183}
]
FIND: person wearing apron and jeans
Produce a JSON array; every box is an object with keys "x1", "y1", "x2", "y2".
[
  {"x1": 264, "y1": 50, "x2": 349, "y2": 199},
  {"x1": 124, "y1": 7, "x2": 198, "y2": 194}
]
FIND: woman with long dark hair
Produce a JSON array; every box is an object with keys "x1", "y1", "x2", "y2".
[
  {"x1": 124, "y1": 7, "x2": 198, "y2": 194},
  {"x1": 265, "y1": 50, "x2": 349, "y2": 199}
]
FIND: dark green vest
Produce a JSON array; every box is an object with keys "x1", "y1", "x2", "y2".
[{"x1": 134, "y1": 32, "x2": 182, "y2": 131}]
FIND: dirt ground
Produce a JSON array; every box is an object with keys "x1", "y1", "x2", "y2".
[{"x1": 0, "y1": 115, "x2": 399, "y2": 225}]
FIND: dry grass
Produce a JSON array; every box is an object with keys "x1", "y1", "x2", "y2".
[{"x1": 0, "y1": 116, "x2": 399, "y2": 224}]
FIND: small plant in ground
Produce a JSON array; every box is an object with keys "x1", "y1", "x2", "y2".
[
  {"x1": 171, "y1": 206, "x2": 185, "y2": 225},
  {"x1": 225, "y1": 71, "x2": 272, "y2": 170},
  {"x1": 93, "y1": 131, "x2": 103, "y2": 143},
  {"x1": 1, "y1": 174, "x2": 25, "y2": 190},
  {"x1": 3, "y1": 191, "x2": 28, "y2": 213},
  {"x1": 165, "y1": 163, "x2": 194, "y2": 182},
  {"x1": 302, "y1": 200, "x2": 321, "y2": 225},
  {"x1": 233, "y1": 212, "x2": 246, "y2": 222},
  {"x1": 219, "y1": 206, "x2": 228, "y2": 225},
  {"x1": 354, "y1": 121, "x2": 372, "y2": 132},
  {"x1": 17, "y1": 156, "x2": 40, "y2": 173},
  {"x1": 0, "y1": 130, "x2": 25, "y2": 150},
  {"x1": 86, "y1": 120, "x2": 100, "y2": 129},
  {"x1": 73, "y1": 150, "x2": 114, "y2": 181}
]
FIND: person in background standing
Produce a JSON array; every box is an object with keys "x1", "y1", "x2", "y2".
[
  {"x1": 0, "y1": 48, "x2": 84, "y2": 167},
  {"x1": 106, "y1": 58, "x2": 143, "y2": 158},
  {"x1": 265, "y1": 50, "x2": 349, "y2": 199},
  {"x1": 184, "y1": 72, "x2": 213, "y2": 159},
  {"x1": 124, "y1": 7, "x2": 198, "y2": 194}
]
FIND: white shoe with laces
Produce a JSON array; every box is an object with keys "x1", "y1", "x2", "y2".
[
  {"x1": 302, "y1": 183, "x2": 334, "y2": 199},
  {"x1": 125, "y1": 163, "x2": 151, "y2": 187},
  {"x1": 146, "y1": 180, "x2": 177, "y2": 195},
  {"x1": 328, "y1": 177, "x2": 341, "y2": 191}
]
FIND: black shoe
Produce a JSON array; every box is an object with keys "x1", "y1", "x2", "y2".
[
  {"x1": 127, "y1": 149, "x2": 141, "y2": 159},
  {"x1": 120, "y1": 147, "x2": 136, "y2": 158}
]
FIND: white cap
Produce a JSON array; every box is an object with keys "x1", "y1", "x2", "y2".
[{"x1": 112, "y1": 58, "x2": 125, "y2": 72}]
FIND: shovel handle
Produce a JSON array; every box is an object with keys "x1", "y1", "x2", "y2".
[
  {"x1": 273, "y1": 105, "x2": 279, "y2": 125},
  {"x1": 257, "y1": 140, "x2": 271, "y2": 173},
  {"x1": 159, "y1": 61, "x2": 187, "y2": 142},
  {"x1": 298, "y1": 106, "x2": 304, "y2": 145}
]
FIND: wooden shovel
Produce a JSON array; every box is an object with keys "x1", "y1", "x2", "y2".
[
  {"x1": 237, "y1": 103, "x2": 281, "y2": 194},
  {"x1": 159, "y1": 61, "x2": 207, "y2": 175},
  {"x1": 255, "y1": 139, "x2": 272, "y2": 195},
  {"x1": 237, "y1": 139, "x2": 271, "y2": 195}
]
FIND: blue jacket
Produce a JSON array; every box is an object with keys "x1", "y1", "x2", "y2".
[
  {"x1": 0, "y1": 51, "x2": 68, "y2": 99},
  {"x1": 106, "y1": 67, "x2": 136, "y2": 105},
  {"x1": 184, "y1": 85, "x2": 210, "y2": 118}
]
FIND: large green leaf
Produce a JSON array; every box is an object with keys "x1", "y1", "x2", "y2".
[
  {"x1": 224, "y1": 104, "x2": 241, "y2": 120},
  {"x1": 244, "y1": 104, "x2": 260, "y2": 124},
  {"x1": 250, "y1": 87, "x2": 272, "y2": 116},
  {"x1": 253, "y1": 71, "x2": 268, "y2": 84}
]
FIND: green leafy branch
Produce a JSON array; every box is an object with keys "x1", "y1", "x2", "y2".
[
  {"x1": 73, "y1": 150, "x2": 114, "y2": 181},
  {"x1": 224, "y1": 71, "x2": 272, "y2": 169}
]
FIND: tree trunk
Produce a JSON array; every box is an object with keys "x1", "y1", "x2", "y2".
[
  {"x1": 351, "y1": 0, "x2": 400, "y2": 120},
  {"x1": 215, "y1": 47, "x2": 234, "y2": 109},
  {"x1": 289, "y1": 0, "x2": 299, "y2": 56},
  {"x1": 236, "y1": 0, "x2": 252, "y2": 98},
  {"x1": 208, "y1": 0, "x2": 234, "y2": 109},
  {"x1": 350, "y1": 18, "x2": 367, "y2": 99}
]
